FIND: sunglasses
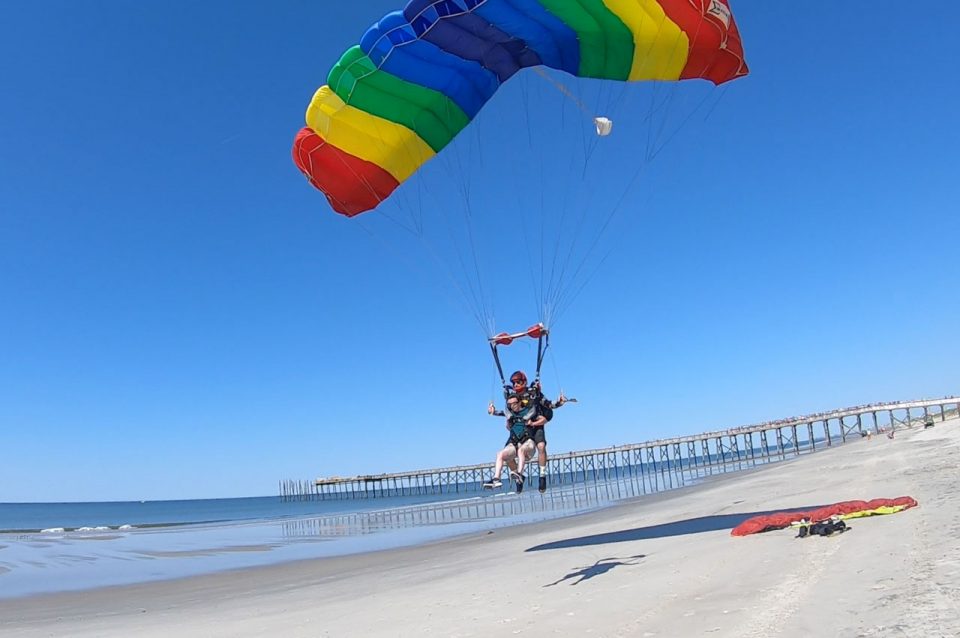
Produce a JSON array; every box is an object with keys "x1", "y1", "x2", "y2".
[{"x1": 511, "y1": 378, "x2": 526, "y2": 385}]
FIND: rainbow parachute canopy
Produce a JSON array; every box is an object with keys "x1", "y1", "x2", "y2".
[{"x1": 292, "y1": 0, "x2": 749, "y2": 216}]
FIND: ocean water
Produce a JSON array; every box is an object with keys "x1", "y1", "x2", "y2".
[
  {"x1": 0, "y1": 475, "x2": 691, "y2": 598},
  {"x1": 0, "y1": 493, "x2": 463, "y2": 534},
  {"x1": 0, "y1": 449, "x2": 807, "y2": 599}
]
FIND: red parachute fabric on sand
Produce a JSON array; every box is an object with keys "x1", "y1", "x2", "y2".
[{"x1": 730, "y1": 496, "x2": 918, "y2": 536}]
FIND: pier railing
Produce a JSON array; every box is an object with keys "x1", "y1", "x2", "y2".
[{"x1": 279, "y1": 397, "x2": 958, "y2": 501}]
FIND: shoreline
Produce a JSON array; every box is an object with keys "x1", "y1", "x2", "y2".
[
  {"x1": 0, "y1": 454, "x2": 787, "y2": 602},
  {"x1": 2, "y1": 420, "x2": 957, "y2": 637},
  {"x1": 0, "y1": 453, "x2": 784, "y2": 599}
]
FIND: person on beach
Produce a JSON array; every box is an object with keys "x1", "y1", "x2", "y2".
[
  {"x1": 483, "y1": 394, "x2": 540, "y2": 491},
  {"x1": 488, "y1": 370, "x2": 568, "y2": 493}
]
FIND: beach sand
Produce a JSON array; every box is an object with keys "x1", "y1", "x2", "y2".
[{"x1": 2, "y1": 419, "x2": 957, "y2": 637}]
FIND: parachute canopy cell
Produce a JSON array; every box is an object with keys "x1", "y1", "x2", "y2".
[{"x1": 292, "y1": 0, "x2": 749, "y2": 216}]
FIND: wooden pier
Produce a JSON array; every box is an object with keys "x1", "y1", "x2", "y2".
[{"x1": 279, "y1": 397, "x2": 958, "y2": 501}]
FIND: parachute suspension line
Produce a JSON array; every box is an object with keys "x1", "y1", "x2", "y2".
[
  {"x1": 544, "y1": 84, "x2": 606, "y2": 321},
  {"x1": 582, "y1": 74, "x2": 624, "y2": 168},
  {"x1": 327, "y1": 69, "x2": 489, "y2": 337},
  {"x1": 515, "y1": 71, "x2": 544, "y2": 320},
  {"x1": 538, "y1": 157, "x2": 549, "y2": 325},
  {"x1": 538, "y1": 73, "x2": 556, "y2": 326},
  {"x1": 550, "y1": 162, "x2": 650, "y2": 323},
  {"x1": 635, "y1": 18, "x2": 691, "y2": 162},
  {"x1": 379, "y1": 175, "x2": 431, "y2": 238},
  {"x1": 462, "y1": 195, "x2": 495, "y2": 330},
  {"x1": 591, "y1": 8, "x2": 668, "y2": 164},
  {"x1": 549, "y1": 85, "x2": 614, "y2": 305},
  {"x1": 377, "y1": 197, "x2": 421, "y2": 238},
  {"x1": 463, "y1": 109, "x2": 496, "y2": 330},
  {"x1": 647, "y1": 86, "x2": 718, "y2": 163},
  {"x1": 516, "y1": 73, "x2": 547, "y2": 325},
  {"x1": 543, "y1": 9, "x2": 716, "y2": 328},
  {"x1": 550, "y1": 161, "x2": 654, "y2": 326},
  {"x1": 429, "y1": 108, "x2": 497, "y2": 332},
  {"x1": 390, "y1": 137, "x2": 493, "y2": 335},
  {"x1": 701, "y1": 84, "x2": 731, "y2": 126},
  {"x1": 545, "y1": 194, "x2": 595, "y2": 319},
  {"x1": 336, "y1": 45, "x2": 436, "y2": 238},
  {"x1": 533, "y1": 66, "x2": 608, "y2": 177},
  {"x1": 547, "y1": 346, "x2": 563, "y2": 395},
  {"x1": 647, "y1": 83, "x2": 681, "y2": 161},
  {"x1": 415, "y1": 174, "x2": 485, "y2": 319},
  {"x1": 520, "y1": 69, "x2": 536, "y2": 152},
  {"x1": 550, "y1": 245, "x2": 616, "y2": 326},
  {"x1": 489, "y1": 371, "x2": 500, "y2": 405},
  {"x1": 413, "y1": 173, "x2": 425, "y2": 236},
  {"x1": 647, "y1": 80, "x2": 731, "y2": 168},
  {"x1": 647, "y1": 13, "x2": 710, "y2": 162},
  {"x1": 546, "y1": 80, "x2": 593, "y2": 312},
  {"x1": 532, "y1": 67, "x2": 593, "y2": 118},
  {"x1": 552, "y1": 68, "x2": 644, "y2": 315},
  {"x1": 514, "y1": 69, "x2": 565, "y2": 328},
  {"x1": 551, "y1": 16, "x2": 720, "y2": 325},
  {"x1": 351, "y1": 214, "x2": 489, "y2": 336},
  {"x1": 541, "y1": 145, "x2": 579, "y2": 324},
  {"x1": 551, "y1": 150, "x2": 657, "y2": 324}
]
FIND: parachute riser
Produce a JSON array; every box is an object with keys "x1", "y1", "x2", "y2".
[
  {"x1": 487, "y1": 323, "x2": 549, "y2": 396},
  {"x1": 534, "y1": 332, "x2": 549, "y2": 385},
  {"x1": 489, "y1": 342, "x2": 506, "y2": 388}
]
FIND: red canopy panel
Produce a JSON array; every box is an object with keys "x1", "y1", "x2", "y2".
[{"x1": 292, "y1": 127, "x2": 398, "y2": 217}]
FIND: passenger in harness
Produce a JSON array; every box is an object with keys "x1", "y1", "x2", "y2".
[
  {"x1": 486, "y1": 326, "x2": 576, "y2": 493},
  {"x1": 483, "y1": 394, "x2": 540, "y2": 492},
  {"x1": 505, "y1": 370, "x2": 567, "y2": 493}
]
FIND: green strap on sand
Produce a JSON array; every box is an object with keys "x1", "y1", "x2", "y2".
[{"x1": 328, "y1": 46, "x2": 470, "y2": 153}]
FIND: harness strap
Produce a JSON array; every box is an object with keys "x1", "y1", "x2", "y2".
[
  {"x1": 534, "y1": 331, "x2": 549, "y2": 384},
  {"x1": 487, "y1": 323, "x2": 549, "y2": 393},
  {"x1": 489, "y1": 342, "x2": 506, "y2": 384}
]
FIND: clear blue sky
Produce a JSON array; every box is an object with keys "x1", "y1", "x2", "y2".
[{"x1": 2, "y1": 2, "x2": 957, "y2": 502}]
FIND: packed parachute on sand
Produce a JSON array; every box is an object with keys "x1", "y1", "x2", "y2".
[{"x1": 730, "y1": 497, "x2": 918, "y2": 537}]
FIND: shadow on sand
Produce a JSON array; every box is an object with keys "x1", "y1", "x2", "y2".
[
  {"x1": 545, "y1": 554, "x2": 647, "y2": 587},
  {"x1": 526, "y1": 506, "x2": 823, "y2": 553}
]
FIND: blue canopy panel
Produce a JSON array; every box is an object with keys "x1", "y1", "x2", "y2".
[
  {"x1": 403, "y1": 0, "x2": 539, "y2": 83},
  {"x1": 476, "y1": 0, "x2": 580, "y2": 76},
  {"x1": 360, "y1": 11, "x2": 499, "y2": 119}
]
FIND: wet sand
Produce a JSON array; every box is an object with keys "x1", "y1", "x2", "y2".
[{"x1": 2, "y1": 419, "x2": 957, "y2": 637}]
